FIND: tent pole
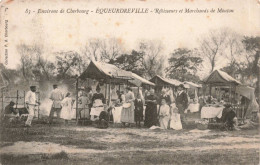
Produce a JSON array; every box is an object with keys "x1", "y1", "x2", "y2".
[
  {"x1": 105, "y1": 83, "x2": 107, "y2": 103},
  {"x1": 209, "y1": 84, "x2": 212, "y2": 103},
  {"x1": 76, "y1": 77, "x2": 79, "y2": 125},
  {"x1": 108, "y1": 79, "x2": 111, "y2": 122},
  {"x1": 108, "y1": 79, "x2": 111, "y2": 106},
  {"x1": 2, "y1": 90, "x2": 4, "y2": 112},
  {"x1": 229, "y1": 83, "x2": 232, "y2": 104}
]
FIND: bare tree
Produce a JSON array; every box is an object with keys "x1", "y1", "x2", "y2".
[
  {"x1": 16, "y1": 44, "x2": 34, "y2": 80},
  {"x1": 199, "y1": 29, "x2": 228, "y2": 72},
  {"x1": 82, "y1": 39, "x2": 102, "y2": 61},
  {"x1": 81, "y1": 38, "x2": 123, "y2": 63},
  {"x1": 100, "y1": 38, "x2": 123, "y2": 63},
  {"x1": 222, "y1": 30, "x2": 244, "y2": 77}
]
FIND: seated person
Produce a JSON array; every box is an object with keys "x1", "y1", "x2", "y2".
[
  {"x1": 4, "y1": 101, "x2": 19, "y2": 116},
  {"x1": 97, "y1": 110, "x2": 110, "y2": 129},
  {"x1": 221, "y1": 104, "x2": 237, "y2": 130}
]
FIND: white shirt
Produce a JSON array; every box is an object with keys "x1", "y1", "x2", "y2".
[
  {"x1": 25, "y1": 91, "x2": 37, "y2": 105},
  {"x1": 50, "y1": 88, "x2": 64, "y2": 108}
]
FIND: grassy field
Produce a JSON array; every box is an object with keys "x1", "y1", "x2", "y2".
[{"x1": 0, "y1": 120, "x2": 259, "y2": 165}]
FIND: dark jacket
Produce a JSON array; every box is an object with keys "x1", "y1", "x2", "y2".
[{"x1": 176, "y1": 91, "x2": 188, "y2": 113}]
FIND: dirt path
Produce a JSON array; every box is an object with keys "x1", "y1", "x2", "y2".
[{"x1": 0, "y1": 140, "x2": 259, "y2": 156}]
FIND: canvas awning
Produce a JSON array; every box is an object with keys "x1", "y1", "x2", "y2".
[
  {"x1": 203, "y1": 70, "x2": 241, "y2": 85},
  {"x1": 184, "y1": 81, "x2": 202, "y2": 88},
  {"x1": 236, "y1": 85, "x2": 255, "y2": 100},
  {"x1": 150, "y1": 75, "x2": 182, "y2": 87},
  {"x1": 79, "y1": 61, "x2": 133, "y2": 83},
  {"x1": 129, "y1": 73, "x2": 155, "y2": 87}
]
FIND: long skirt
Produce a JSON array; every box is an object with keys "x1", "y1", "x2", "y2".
[
  {"x1": 121, "y1": 107, "x2": 135, "y2": 123},
  {"x1": 60, "y1": 107, "x2": 73, "y2": 120},
  {"x1": 159, "y1": 116, "x2": 170, "y2": 129},
  {"x1": 169, "y1": 113, "x2": 182, "y2": 130},
  {"x1": 112, "y1": 106, "x2": 122, "y2": 123},
  {"x1": 144, "y1": 105, "x2": 158, "y2": 127}
]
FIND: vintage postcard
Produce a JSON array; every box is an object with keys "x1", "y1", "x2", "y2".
[{"x1": 0, "y1": 0, "x2": 259, "y2": 164}]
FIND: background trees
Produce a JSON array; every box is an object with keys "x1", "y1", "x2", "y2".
[
  {"x1": 3, "y1": 32, "x2": 258, "y2": 96},
  {"x1": 166, "y1": 48, "x2": 203, "y2": 82}
]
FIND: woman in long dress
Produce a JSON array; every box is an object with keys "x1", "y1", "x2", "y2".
[
  {"x1": 60, "y1": 93, "x2": 74, "y2": 125},
  {"x1": 144, "y1": 89, "x2": 158, "y2": 128},
  {"x1": 121, "y1": 87, "x2": 135, "y2": 126},
  {"x1": 159, "y1": 99, "x2": 170, "y2": 129}
]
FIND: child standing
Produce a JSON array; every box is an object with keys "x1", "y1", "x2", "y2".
[
  {"x1": 60, "y1": 93, "x2": 74, "y2": 125},
  {"x1": 134, "y1": 93, "x2": 144, "y2": 127},
  {"x1": 169, "y1": 103, "x2": 182, "y2": 130}
]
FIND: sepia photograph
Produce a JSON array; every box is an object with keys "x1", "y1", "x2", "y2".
[{"x1": 0, "y1": 0, "x2": 259, "y2": 164}]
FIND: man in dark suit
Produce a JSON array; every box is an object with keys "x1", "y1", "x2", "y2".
[{"x1": 176, "y1": 84, "x2": 188, "y2": 125}]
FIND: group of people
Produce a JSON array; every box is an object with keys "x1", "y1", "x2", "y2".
[
  {"x1": 112, "y1": 84, "x2": 189, "y2": 130},
  {"x1": 2, "y1": 83, "x2": 190, "y2": 130},
  {"x1": 22, "y1": 84, "x2": 74, "y2": 127}
]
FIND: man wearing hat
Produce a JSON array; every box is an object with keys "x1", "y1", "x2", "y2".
[
  {"x1": 176, "y1": 84, "x2": 189, "y2": 125},
  {"x1": 25, "y1": 85, "x2": 38, "y2": 127},
  {"x1": 49, "y1": 84, "x2": 64, "y2": 124}
]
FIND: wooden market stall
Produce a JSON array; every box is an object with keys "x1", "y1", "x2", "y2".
[
  {"x1": 76, "y1": 60, "x2": 155, "y2": 124},
  {"x1": 203, "y1": 70, "x2": 241, "y2": 103},
  {"x1": 202, "y1": 70, "x2": 243, "y2": 120},
  {"x1": 77, "y1": 60, "x2": 133, "y2": 123}
]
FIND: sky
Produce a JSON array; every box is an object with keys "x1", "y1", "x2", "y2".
[{"x1": 0, "y1": 0, "x2": 259, "y2": 78}]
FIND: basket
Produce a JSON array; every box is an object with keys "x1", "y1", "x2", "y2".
[{"x1": 197, "y1": 123, "x2": 208, "y2": 130}]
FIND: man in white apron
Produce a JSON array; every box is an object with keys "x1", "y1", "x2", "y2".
[{"x1": 25, "y1": 85, "x2": 38, "y2": 127}]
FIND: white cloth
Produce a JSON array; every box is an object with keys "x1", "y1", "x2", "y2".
[
  {"x1": 201, "y1": 106, "x2": 224, "y2": 119},
  {"x1": 60, "y1": 97, "x2": 73, "y2": 120},
  {"x1": 159, "y1": 104, "x2": 170, "y2": 129},
  {"x1": 170, "y1": 113, "x2": 182, "y2": 130},
  {"x1": 90, "y1": 107, "x2": 104, "y2": 116},
  {"x1": 25, "y1": 105, "x2": 35, "y2": 126},
  {"x1": 112, "y1": 106, "x2": 123, "y2": 123},
  {"x1": 25, "y1": 91, "x2": 36, "y2": 105},
  {"x1": 50, "y1": 88, "x2": 64, "y2": 108},
  {"x1": 187, "y1": 103, "x2": 200, "y2": 113}
]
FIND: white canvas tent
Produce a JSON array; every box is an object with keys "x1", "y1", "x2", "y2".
[{"x1": 236, "y1": 85, "x2": 255, "y2": 100}]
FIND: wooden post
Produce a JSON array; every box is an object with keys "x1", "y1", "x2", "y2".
[
  {"x1": 24, "y1": 91, "x2": 26, "y2": 108},
  {"x1": 108, "y1": 79, "x2": 111, "y2": 106},
  {"x1": 2, "y1": 90, "x2": 4, "y2": 112},
  {"x1": 38, "y1": 92, "x2": 40, "y2": 119},
  {"x1": 15, "y1": 90, "x2": 18, "y2": 109},
  {"x1": 105, "y1": 83, "x2": 107, "y2": 104},
  {"x1": 76, "y1": 77, "x2": 79, "y2": 125},
  {"x1": 229, "y1": 83, "x2": 232, "y2": 104},
  {"x1": 209, "y1": 84, "x2": 212, "y2": 103}
]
